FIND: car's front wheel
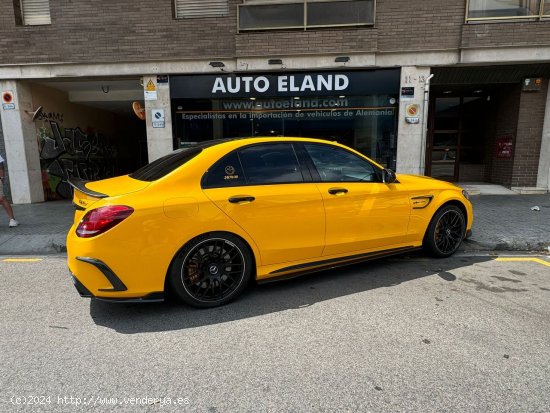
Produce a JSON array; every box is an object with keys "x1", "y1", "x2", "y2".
[
  {"x1": 169, "y1": 232, "x2": 253, "y2": 308},
  {"x1": 423, "y1": 205, "x2": 466, "y2": 258}
]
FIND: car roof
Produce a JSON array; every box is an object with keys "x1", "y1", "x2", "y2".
[
  {"x1": 180, "y1": 137, "x2": 344, "y2": 159},
  {"x1": 197, "y1": 136, "x2": 339, "y2": 150}
]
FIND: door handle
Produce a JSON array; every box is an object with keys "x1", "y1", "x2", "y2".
[
  {"x1": 228, "y1": 195, "x2": 255, "y2": 204},
  {"x1": 328, "y1": 187, "x2": 348, "y2": 195}
]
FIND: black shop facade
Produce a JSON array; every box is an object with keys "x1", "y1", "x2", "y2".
[{"x1": 170, "y1": 68, "x2": 400, "y2": 169}]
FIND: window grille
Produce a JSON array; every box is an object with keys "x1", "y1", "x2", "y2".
[
  {"x1": 19, "y1": 0, "x2": 51, "y2": 25},
  {"x1": 175, "y1": 0, "x2": 229, "y2": 18}
]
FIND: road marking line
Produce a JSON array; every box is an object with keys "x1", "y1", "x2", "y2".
[
  {"x1": 2, "y1": 258, "x2": 43, "y2": 262},
  {"x1": 496, "y1": 257, "x2": 550, "y2": 268}
]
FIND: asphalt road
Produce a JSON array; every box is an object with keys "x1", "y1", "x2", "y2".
[{"x1": 0, "y1": 253, "x2": 549, "y2": 412}]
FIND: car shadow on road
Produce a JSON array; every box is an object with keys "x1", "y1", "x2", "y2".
[{"x1": 89, "y1": 253, "x2": 492, "y2": 334}]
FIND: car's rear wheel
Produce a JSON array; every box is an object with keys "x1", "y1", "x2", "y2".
[
  {"x1": 423, "y1": 205, "x2": 466, "y2": 258},
  {"x1": 169, "y1": 233, "x2": 253, "y2": 308}
]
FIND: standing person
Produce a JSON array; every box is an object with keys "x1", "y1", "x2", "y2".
[{"x1": 0, "y1": 154, "x2": 18, "y2": 227}]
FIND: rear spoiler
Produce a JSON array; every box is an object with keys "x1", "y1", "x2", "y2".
[{"x1": 67, "y1": 178, "x2": 108, "y2": 199}]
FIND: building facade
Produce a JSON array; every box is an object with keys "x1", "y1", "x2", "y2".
[{"x1": 1, "y1": 0, "x2": 549, "y2": 203}]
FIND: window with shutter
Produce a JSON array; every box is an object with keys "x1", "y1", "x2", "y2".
[
  {"x1": 174, "y1": 0, "x2": 229, "y2": 18},
  {"x1": 18, "y1": 0, "x2": 51, "y2": 25}
]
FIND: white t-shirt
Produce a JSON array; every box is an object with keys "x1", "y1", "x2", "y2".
[{"x1": 0, "y1": 154, "x2": 4, "y2": 163}]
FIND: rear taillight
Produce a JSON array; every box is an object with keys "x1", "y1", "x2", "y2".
[{"x1": 76, "y1": 205, "x2": 134, "y2": 238}]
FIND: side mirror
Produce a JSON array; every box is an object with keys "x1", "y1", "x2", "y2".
[{"x1": 382, "y1": 169, "x2": 397, "y2": 184}]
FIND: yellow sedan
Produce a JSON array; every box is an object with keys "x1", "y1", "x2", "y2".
[{"x1": 67, "y1": 137, "x2": 473, "y2": 307}]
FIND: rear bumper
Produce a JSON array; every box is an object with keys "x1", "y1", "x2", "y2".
[
  {"x1": 71, "y1": 274, "x2": 164, "y2": 303},
  {"x1": 76, "y1": 256, "x2": 127, "y2": 292},
  {"x1": 69, "y1": 257, "x2": 164, "y2": 303},
  {"x1": 71, "y1": 274, "x2": 93, "y2": 298}
]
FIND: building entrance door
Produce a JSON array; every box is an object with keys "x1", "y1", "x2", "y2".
[{"x1": 426, "y1": 95, "x2": 488, "y2": 182}]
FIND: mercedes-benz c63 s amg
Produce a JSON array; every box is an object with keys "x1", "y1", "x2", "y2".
[{"x1": 67, "y1": 138, "x2": 473, "y2": 308}]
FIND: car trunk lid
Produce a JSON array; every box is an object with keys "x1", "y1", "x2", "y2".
[{"x1": 68, "y1": 176, "x2": 149, "y2": 220}]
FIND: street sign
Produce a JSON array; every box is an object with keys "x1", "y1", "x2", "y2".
[
  {"x1": 405, "y1": 104, "x2": 420, "y2": 124},
  {"x1": 400, "y1": 86, "x2": 414, "y2": 100},
  {"x1": 406, "y1": 104, "x2": 419, "y2": 117},
  {"x1": 2, "y1": 91, "x2": 15, "y2": 110},
  {"x1": 152, "y1": 109, "x2": 165, "y2": 128},
  {"x1": 144, "y1": 79, "x2": 157, "y2": 101}
]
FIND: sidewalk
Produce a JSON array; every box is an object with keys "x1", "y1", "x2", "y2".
[
  {"x1": 464, "y1": 194, "x2": 550, "y2": 252},
  {"x1": 0, "y1": 200, "x2": 71, "y2": 255},
  {"x1": 0, "y1": 195, "x2": 549, "y2": 255}
]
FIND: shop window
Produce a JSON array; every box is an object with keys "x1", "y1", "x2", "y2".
[
  {"x1": 238, "y1": 0, "x2": 375, "y2": 31},
  {"x1": 171, "y1": 70, "x2": 400, "y2": 169},
  {"x1": 174, "y1": 0, "x2": 228, "y2": 19},
  {"x1": 466, "y1": 0, "x2": 547, "y2": 22},
  {"x1": 14, "y1": 0, "x2": 51, "y2": 25},
  {"x1": 304, "y1": 144, "x2": 378, "y2": 183}
]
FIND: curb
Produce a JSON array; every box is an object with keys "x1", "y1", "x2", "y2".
[{"x1": 461, "y1": 239, "x2": 550, "y2": 253}]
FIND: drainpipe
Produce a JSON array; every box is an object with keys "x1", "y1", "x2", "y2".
[{"x1": 421, "y1": 73, "x2": 434, "y2": 176}]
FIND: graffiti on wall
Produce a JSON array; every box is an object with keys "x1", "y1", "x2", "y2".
[
  {"x1": 36, "y1": 111, "x2": 64, "y2": 124},
  {"x1": 39, "y1": 120, "x2": 117, "y2": 200}
]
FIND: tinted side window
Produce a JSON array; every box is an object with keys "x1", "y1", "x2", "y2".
[
  {"x1": 130, "y1": 147, "x2": 202, "y2": 182},
  {"x1": 204, "y1": 152, "x2": 246, "y2": 188},
  {"x1": 238, "y1": 143, "x2": 304, "y2": 185},
  {"x1": 304, "y1": 143, "x2": 378, "y2": 182}
]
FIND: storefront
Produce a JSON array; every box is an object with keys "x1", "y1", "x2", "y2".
[
  {"x1": 429, "y1": 65, "x2": 550, "y2": 187},
  {"x1": 170, "y1": 69, "x2": 400, "y2": 169}
]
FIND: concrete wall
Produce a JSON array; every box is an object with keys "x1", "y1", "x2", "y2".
[
  {"x1": 512, "y1": 80, "x2": 549, "y2": 188},
  {"x1": 143, "y1": 75, "x2": 173, "y2": 162},
  {"x1": 462, "y1": 22, "x2": 550, "y2": 49},
  {"x1": 236, "y1": 28, "x2": 378, "y2": 57},
  {"x1": 2, "y1": 0, "x2": 550, "y2": 65},
  {"x1": 376, "y1": 0, "x2": 464, "y2": 52},
  {"x1": 0, "y1": 0, "x2": 238, "y2": 64},
  {"x1": 0, "y1": 116, "x2": 10, "y2": 201},
  {"x1": 482, "y1": 82, "x2": 549, "y2": 189},
  {"x1": 0, "y1": 80, "x2": 44, "y2": 203},
  {"x1": 29, "y1": 83, "x2": 119, "y2": 200},
  {"x1": 538, "y1": 85, "x2": 550, "y2": 190},
  {"x1": 31, "y1": 83, "x2": 116, "y2": 132},
  {"x1": 396, "y1": 66, "x2": 431, "y2": 175},
  {"x1": 485, "y1": 87, "x2": 521, "y2": 187}
]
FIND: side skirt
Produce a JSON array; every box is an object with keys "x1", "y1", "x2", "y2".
[
  {"x1": 93, "y1": 292, "x2": 165, "y2": 303},
  {"x1": 259, "y1": 246, "x2": 421, "y2": 284}
]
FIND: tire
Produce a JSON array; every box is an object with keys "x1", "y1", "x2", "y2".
[
  {"x1": 169, "y1": 232, "x2": 253, "y2": 308},
  {"x1": 423, "y1": 205, "x2": 466, "y2": 258}
]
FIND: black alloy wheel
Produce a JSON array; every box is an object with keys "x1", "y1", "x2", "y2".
[
  {"x1": 169, "y1": 233, "x2": 253, "y2": 308},
  {"x1": 424, "y1": 205, "x2": 466, "y2": 258}
]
